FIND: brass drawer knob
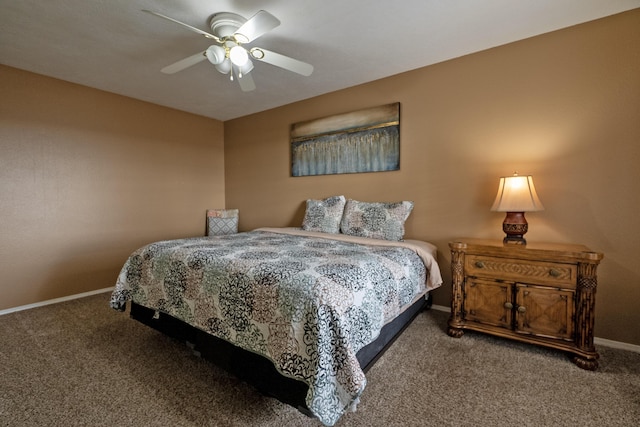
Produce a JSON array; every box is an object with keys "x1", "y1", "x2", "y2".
[
  {"x1": 517, "y1": 306, "x2": 527, "y2": 313},
  {"x1": 549, "y1": 268, "x2": 561, "y2": 277},
  {"x1": 504, "y1": 302, "x2": 513, "y2": 310},
  {"x1": 475, "y1": 261, "x2": 485, "y2": 268}
]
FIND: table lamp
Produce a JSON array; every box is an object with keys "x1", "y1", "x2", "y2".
[{"x1": 491, "y1": 172, "x2": 544, "y2": 245}]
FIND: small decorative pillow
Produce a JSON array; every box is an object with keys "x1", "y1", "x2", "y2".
[
  {"x1": 207, "y1": 209, "x2": 239, "y2": 236},
  {"x1": 301, "y1": 195, "x2": 347, "y2": 234},
  {"x1": 340, "y1": 199, "x2": 414, "y2": 241}
]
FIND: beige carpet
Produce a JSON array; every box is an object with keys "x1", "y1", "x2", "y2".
[{"x1": 1, "y1": 292, "x2": 638, "y2": 426}]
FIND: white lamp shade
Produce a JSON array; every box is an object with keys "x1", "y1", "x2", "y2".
[
  {"x1": 215, "y1": 58, "x2": 232, "y2": 74},
  {"x1": 229, "y1": 45, "x2": 249, "y2": 66},
  {"x1": 205, "y1": 45, "x2": 226, "y2": 65},
  {"x1": 491, "y1": 174, "x2": 544, "y2": 212}
]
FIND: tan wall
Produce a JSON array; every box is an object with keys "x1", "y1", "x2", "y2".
[
  {"x1": 0, "y1": 66, "x2": 226, "y2": 309},
  {"x1": 225, "y1": 10, "x2": 640, "y2": 345}
]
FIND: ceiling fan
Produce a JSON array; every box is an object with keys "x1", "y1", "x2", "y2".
[{"x1": 143, "y1": 9, "x2": 314, "y2": 92}]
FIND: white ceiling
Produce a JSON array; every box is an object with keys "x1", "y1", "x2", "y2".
[{"x1": 1, "y1": 0, "x2": 638, "y2": 121}]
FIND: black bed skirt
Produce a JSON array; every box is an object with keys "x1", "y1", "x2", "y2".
[{"x1": 130, "y1": 294, "x2": 430, "y2": 415}]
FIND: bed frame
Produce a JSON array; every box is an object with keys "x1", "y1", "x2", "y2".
[{"x1": 129, "y1": 293, "x2": 432, "y2": 417}]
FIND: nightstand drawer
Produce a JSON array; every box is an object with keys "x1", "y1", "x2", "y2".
[{"x1": 465, "y1": 255, "x2": 577, "y2": 287}]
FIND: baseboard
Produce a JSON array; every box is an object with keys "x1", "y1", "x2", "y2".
[
  {"x1": 593, "y1": 337, "x2": 640, "y2": 353},
  {"x1": 431, "y1": 304, "x2": 450, "y2": 313},
  {"x1": 3, "y1": 291, "x2": 639, "y2": 354},
  {"x1": 0, "y1": 287, "x2": 114, "y2": 316},
  {"x1": 429, "y1": 304, "x2": 640, "y2": 354}
]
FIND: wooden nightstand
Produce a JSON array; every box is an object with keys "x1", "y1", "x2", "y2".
[{"x1": 447, "y1": 238, "x2": 604, "y2": 370}]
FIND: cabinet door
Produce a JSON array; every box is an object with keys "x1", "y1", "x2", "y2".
[
  {"x1": 463, "y1": 278, "x2": 513, "y2": 328},
  {"x1": 515, "y1": 284, "x2": 574, "y2": 341}
]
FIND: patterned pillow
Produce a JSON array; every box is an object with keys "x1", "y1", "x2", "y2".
[
  {"x1": 207, "y1": 209, "x2": 239, "y2": 236},
  {"x1": 301, "y1": 195, "x2": 347, "y2": 234},
  {"x1": 340, "y1": 199, "x2": 414, "y2": 241}
]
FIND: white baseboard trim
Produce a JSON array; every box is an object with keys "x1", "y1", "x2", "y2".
[
  {"x1": 431, "y1": 303, "x2": 450, "y2": 313},
  {"x1": 0, "y1": 287, "x2": 114, "y2": 316},
  {"x1": 428, "y1": 303, "x2": 640, "y2": 354},
  {"x1": 593, "y1": 337, "x2": 640, "y2": 353},
  {"x1": 3, "y1": 290, "x2": 639, "y2": 354}
]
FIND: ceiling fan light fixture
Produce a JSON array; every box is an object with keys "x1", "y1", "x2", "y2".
[
  {"x1": 215, "y1": 58, "x2": 232, "y2": 74},
  {"x1": 229, "y1": 45, "x2": 249, "y2": 66},
  {"x1": 204, "y1": 45, "x2": 226, "y2": 65},
  {"x1": 147, "y1": 9, "x2": 312, "y2": 91}
]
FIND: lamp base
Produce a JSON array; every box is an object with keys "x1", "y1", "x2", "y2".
[
  {"x1": 503, "y1": 235, "x2": 527, "y2": 245},
  {"x1": 502, "y1": 212, "x2": 528, "y2": 245}
]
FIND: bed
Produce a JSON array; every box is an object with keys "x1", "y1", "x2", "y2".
[{"x1": 110, "y1": 198, "x2": 442, "y2": 426}]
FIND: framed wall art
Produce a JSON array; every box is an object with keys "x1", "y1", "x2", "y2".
[{"x1": 290, "y1": 102, "x2": 400, "y2": 177}]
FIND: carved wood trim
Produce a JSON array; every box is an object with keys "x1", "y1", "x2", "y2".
[
  {"x1": 575, "y1": 261, "x2": 599, "y2": 354},
  {"x1": 448, "y1": 246, "x2": 466, "y2": 336}
]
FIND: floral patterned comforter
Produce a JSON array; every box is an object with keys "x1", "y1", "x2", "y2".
[{"x1": 110, "y1": 228, "x2": 442, "y2": 426}]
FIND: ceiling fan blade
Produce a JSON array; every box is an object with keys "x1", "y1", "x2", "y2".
[
  {"x1": 250, "y1": 48, "x2": 313, "y2": 76},
  {"x1": 234, "y1": 10, "x2": 280, "y2": 43},
  {"x1": 161, "y1": 51, "x2": 207, "y2": 74},
  {"x1": 143, "y1": 10, "x2": 220, "y2": 41},
  {"x1": 237, "y1": 71, "x2": 256, "y2": 92}
]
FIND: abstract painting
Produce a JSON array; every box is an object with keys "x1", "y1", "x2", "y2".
[{"x1": 291, "y1": 103, "x2": 400, "y2": 177}]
